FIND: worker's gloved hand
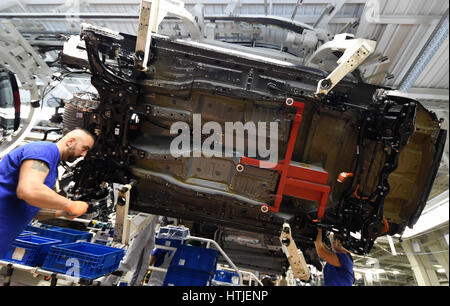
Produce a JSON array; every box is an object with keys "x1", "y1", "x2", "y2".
[
  {"x1": 62, "y1": 200, "x2": 89, "y2": 219},
  {"x1": 55, "y1": 210, "x2": 64, "y2": 218}
]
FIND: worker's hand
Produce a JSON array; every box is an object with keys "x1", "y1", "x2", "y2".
[
  {"x1": 63, "y1": 200, "x2": 89, "y2": 219},
  {"x1": 54, "y1": 210, "x2": 77, "y2": 220},
  {"x1": 55, "y1": 210, "x2": 64, "y2": 218}
]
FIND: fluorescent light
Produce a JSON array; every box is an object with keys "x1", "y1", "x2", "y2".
[{"x1": 437, "y1": 268, "x2": 446, "y2": 274}]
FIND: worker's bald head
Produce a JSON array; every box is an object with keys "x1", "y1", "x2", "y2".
[
  {"x1": 57, "y1": 128, "x2": 95, "y2": 162},
  {"x1": 63, "y1": 128, "x2": 94, "y2": 141}
]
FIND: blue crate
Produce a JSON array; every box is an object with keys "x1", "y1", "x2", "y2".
[
  {"x1": 157, "y1": 226, "x2": 190, "y2": 240},
  {"x1": 155, "y1": 237, "x2": 184, "y2": 248},
  {"x1": 25, "y1": 224, "x2": 56, "y2": 237},
  {"x1": 163, "y1": 266, "x2": 213, "y2": 286},
  {"x1": 41, "y1": 242, "x2": 125, "y2": 280},
  {"x1": 156, "y1": 226, "x2": 189, "y2": 248},
  {"x1": 214, "y1": 270, "x2": 240, "y2": 285},
  {"x1": 170, "y1": 245, "x2": 218, "y2": 273},
  {"x1": 25, "y1": 224, "x2": 47, "y2": 235},
  {"x1": 19, "y1": 230, "x2": 37, "y2": 237},
  {"x1": 2, "y1": 235, "x2": 62, "y2": 266},
  {"x1": 26, "y1": 225, "x2": 92, "y2": 243}
]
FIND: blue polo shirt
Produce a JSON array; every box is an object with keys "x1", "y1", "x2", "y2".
[
  {"x1": 0, "y1": 141, "x2": 60, "y2": 257},
  {"x1": 152, "y1": 248, "x2": 173, "y2": 267},
  {"x1": 323, "y1": 252, "x2": 354, "y2": 286}
]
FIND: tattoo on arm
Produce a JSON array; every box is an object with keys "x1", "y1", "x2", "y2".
[{"x1": 31, "y1": 160, "x2": 49, "y2": 173}]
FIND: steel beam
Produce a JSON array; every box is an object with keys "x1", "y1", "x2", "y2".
[{"x1": 402, "y1": 88, "x2": 450, "y2": 101}]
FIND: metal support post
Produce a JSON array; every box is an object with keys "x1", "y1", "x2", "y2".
[
  {"x1": 113, "y1": 183, "x2": 132, "y2": 245},
  {"x1": 113, "y1": 182, "x2": 156, "y2": 245},
  {"x1": 3, "y1": 264, "x2": 13, "y2": 286},
  {"x1": 134, "y1": 0, "x2": 202, "y2": 71},
  {"x1": 50, "y1": 273, "x2": 58, "y2": 286}
]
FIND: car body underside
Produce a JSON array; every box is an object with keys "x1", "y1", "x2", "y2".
[{"x1": 58, "y1": 24, "x2": 446, "y2": 274}]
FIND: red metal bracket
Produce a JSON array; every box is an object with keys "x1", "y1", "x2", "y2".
[{"x1": 238, "y1": 98, "x2": 330, "y2": 220}]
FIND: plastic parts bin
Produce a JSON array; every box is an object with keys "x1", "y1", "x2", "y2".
[
  {"x1": 2, "y1": 235, "x2": 61, "y2": 266},
  {"x1": 170, "y1": 245, "x2": 218, "y2": 273},
  {"x1": 25, "y1": 224, "x2": 53, "y2": 235},
  {"x1": 163, "y1": 266, "x2": 213, "y2": 286},
  {"x1": 18, "y1": 230, "x2": 37, "y2": 236},
  {"x1": 26, "y1": 225, "x2": 92, "y2": 244},
  {"x1": 155, "y1": 225, "x2": 189, "y2": 248},
  {"x1": 41, "y1": 242, "x2": 125, "y2": 280}
]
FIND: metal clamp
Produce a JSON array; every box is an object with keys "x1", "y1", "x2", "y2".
[
  {"x1": 308, "y1": 34, "x2": 376, "y2": 96},
  {"x1": 280, "y1": 223, "x2": 310, "y2": 281}
]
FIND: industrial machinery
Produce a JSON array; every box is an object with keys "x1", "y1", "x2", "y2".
[{"x1": 1, "y1": 0, "x2": 446, "y2": 276}]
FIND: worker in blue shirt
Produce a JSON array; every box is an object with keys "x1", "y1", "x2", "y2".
[
  {"x1": 314, "y1": 228, "x2": 354, "y2": 286},
  {"x1": 0, "y1": 128, "x2": 95, "y2": 257}
]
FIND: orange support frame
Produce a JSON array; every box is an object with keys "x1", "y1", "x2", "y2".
[{"x1": 239, "y1": 98, "x2": 331, "y2": 219}]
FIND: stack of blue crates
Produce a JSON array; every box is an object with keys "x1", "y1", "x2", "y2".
[
  {"x1": 163, "y1": 244, "x2": 219, "y2": 286},
  {"x1": 2, "y1": 223, "x2": 124, "y2": 280}
]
